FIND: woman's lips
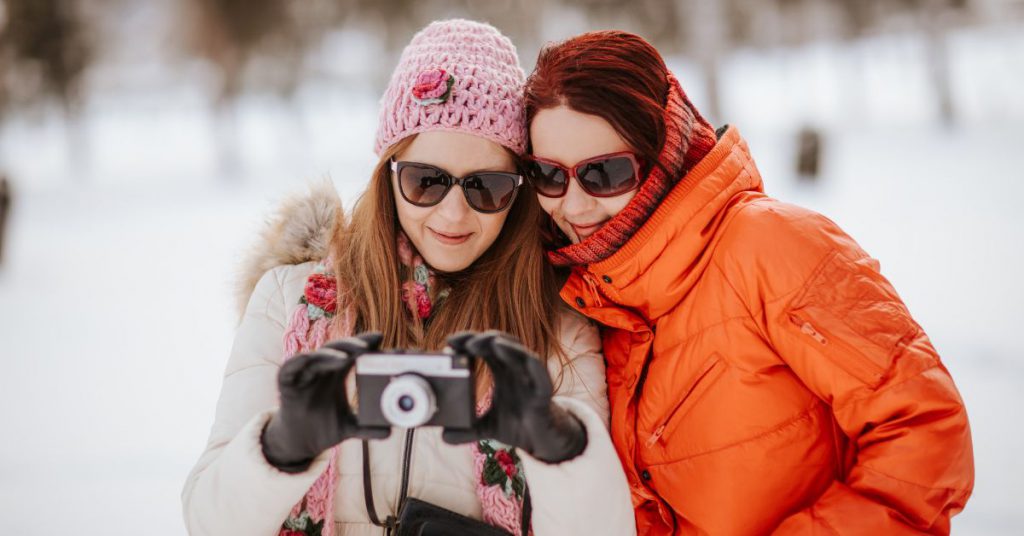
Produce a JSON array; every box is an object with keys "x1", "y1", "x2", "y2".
[
  {"x1": 428, "y1": 227, "x2": 473, "y2": 245},
  {"x1": 570, "y1": 221, "x2": 605, "y2": 240}
]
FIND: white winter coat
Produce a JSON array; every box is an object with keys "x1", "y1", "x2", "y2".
[{"x1": 180, "y1": 186, "x2": 635, "y2": 536}]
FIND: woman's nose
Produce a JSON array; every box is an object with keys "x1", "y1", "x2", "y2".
[
  {"x1": 559, "y1": 176, "x2": 596, "y2": 217},
  {"x1": 434, "y1": 183, "x2": 471, "y2": 222}
]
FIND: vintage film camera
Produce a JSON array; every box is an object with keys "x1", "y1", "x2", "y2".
[{"x1": 354, "y1": 352, "x2": 475, "y2": 429}]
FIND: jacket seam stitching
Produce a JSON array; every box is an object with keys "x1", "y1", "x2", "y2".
[
  {"x1": 650, "y1": 400, "x2": 821, "y2": 465},
  {"x1": 243, "y1": 306, "x2": 287, "y2": 331},
  {"x1": 831, "y1": 358, "x2": 939, "y2": 412},
  {"x1": 275, "y1": 265, "x2": 295, "y2": 330},
  {"x1": 857, "y1": 463, "x2": 972, "y2": 494},
  {"x1": 706, "y1": 220, "x2": 837, "y2": 324},
  {"x1": 764, "y1": 247, "x2": 839, "y2": 309},
  {"x1": 708, "y1": 257, "x2": 787, "y2": 351},
  {"x1": 709, "y1": 198, "x2": 838, "y2": 312},
  {"x1": 274, "y1": 265, "x2": 290, "y2": 322},
  {"x1": 709, "y1": 257, "x2": 761, "y2": 322},
  {"x1": 653, "y1": 314, "x2": 751, "y2": 357},
  {"x1": 812, "y1": 507, "x2": 842, "y2": 535},
  {"x1": 247, "y1": 266, "x2": 290, "y2": 331},
  {"x1": 709, "y1": 199, "x2": 765, "y2": 312},
  {"x1": 224, "y1": 361, "x2": 277, "y2": 378}
]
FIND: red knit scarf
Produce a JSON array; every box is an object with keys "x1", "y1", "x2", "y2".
[{"x1": 546, "y1": 75, "x2": 717, "y2": 267}]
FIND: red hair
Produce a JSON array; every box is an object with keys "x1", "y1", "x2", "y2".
[{"x1": 524, "y1": 31, "x2": 672, "y2": 175}]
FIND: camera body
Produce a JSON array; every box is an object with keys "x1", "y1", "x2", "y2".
[{"x1": 355, "y1": 352, "x2": 475, "y2": 429}]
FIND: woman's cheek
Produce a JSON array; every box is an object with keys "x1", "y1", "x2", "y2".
[{"x1": 536, "y1": 195, "x2": 559, "y2": 219}]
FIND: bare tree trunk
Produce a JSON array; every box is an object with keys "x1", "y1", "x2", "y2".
[
  {"x1": 795, "y1": 125, "x2": 823, "y2": 182},
  {"x1": 681, "y1": 0, "x2": 725, "y2": 123},
  {"x1": 213, "y1": 102, "x2": 242, "y2": 182},
  {"x1": 924, "y1": 6, "x2": 956, "y2": 126},
  {"x1": 0, "y1": 176, "x2": 10, "y2": 265}
]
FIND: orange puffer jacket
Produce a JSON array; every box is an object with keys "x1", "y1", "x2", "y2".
[{"x1": 559, "y1": 126, "x2": 974, "y2": 535}]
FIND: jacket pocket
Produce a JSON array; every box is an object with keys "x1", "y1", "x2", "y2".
[
  {"x1": 644, "y1": 353, "x2": 726, "y2": 448},
  {"x1": 785, "y1": 250, "x2": 919, "y2": 389}
]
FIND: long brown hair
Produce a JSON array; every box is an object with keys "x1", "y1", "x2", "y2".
[{"x1": 329, "y1": 136, "x2": 565, "y2": 386}]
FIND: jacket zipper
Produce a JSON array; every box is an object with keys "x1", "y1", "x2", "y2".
[
  {"x1": 645, "y1": 358, "x2": 723, "y2": 447},
  {"x1": 790, "y1": 313, "x2": 828, "y2": 345},
  {"x1": 787, "y1": 311, "x2": 887, "y2": 388}
]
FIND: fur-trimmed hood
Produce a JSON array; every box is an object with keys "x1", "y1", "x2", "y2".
[{"x1": 235, "y1": 180, "x2": 342, "y2": 318}]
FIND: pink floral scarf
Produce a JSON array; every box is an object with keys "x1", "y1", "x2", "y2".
[{"x1": 277, "y1": 233, "x2": 529, "y2": 536}]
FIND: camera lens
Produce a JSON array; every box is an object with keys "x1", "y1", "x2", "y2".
[
  {"x1": 398, "y1": 395, "x2": 415, "y2": 412},
  {"x1": 380, "y1": 374, "x2": 437, "y2": 428}
]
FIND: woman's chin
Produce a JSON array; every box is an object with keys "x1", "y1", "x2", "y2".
[{"x1": 421, "y1": 251, "x2": 475, "y2": 274}]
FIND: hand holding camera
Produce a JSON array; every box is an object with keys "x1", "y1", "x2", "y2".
[
  {"x1": 262, "y1": 330, "x2": 587, "y2": 473},
  {"x1": 261, "y1": 333, "x2": 392, "y2": 473},
  {"x1": 441, "y1": 331, "x2": 588, "y2": 464}
]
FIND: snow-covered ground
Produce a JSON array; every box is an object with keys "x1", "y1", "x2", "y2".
[{"x1": 0, "y1": 23, "x2": 1022, "y2": 535}]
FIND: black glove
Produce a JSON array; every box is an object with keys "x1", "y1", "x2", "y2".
[
  {"x1": 261, "y1": 332, "x2": 391, "y2": 473},
  {"x1": 441, "y1": 331, "x2": 587, "y2": 464}
]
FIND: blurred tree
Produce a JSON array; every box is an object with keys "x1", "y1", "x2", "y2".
[
  {"x1": 0, "y1": 175, "x2": 9, "y2": 265},
  {"x1": 183, "y1": 0, "x2": 305, "y2": 103},
  {"x1": 921, "y1": 0, "x2": 967, "y2": 125},
  {"x1": 181, "y1": 0, "x2": 326, "y2": 180},
  {"x1": 683, "y1": 0, "x2": 725, "y2": 122},
  {"x1": 0, "y1": 0, "x2": 92, "y2": 118},
  {"x1": 560, "y1": 0, "x2": 687, "y2": 50},
  {"x1": 796, "y1": 125, "x2": 822, "y2": 180},
  {"x1": 836, "y1": 0, "x2": 966, "y2": 125}
]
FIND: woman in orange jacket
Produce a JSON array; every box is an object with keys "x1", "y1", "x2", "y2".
[{"x1": 521, "y1": 31, "x2": 974, "y2": 535}]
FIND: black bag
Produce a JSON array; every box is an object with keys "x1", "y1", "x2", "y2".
[
  {"x1": 396, "y1": 497, "x2": 517, "y2": 536},
  {"x1": 362, "y1": 437, "x2": 531, "y2": 536}
]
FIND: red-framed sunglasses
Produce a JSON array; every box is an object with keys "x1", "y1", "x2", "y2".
[{"x1": 523, "y1": 152, "x2": 642, "y2": 198}]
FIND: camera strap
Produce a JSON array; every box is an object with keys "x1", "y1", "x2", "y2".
[
  {"x1": 361, "y1": 429, "x2": 415, "y2": 535},
  {"x1": 361, "y1": 432, "x2": 532, "y2": 536},
  {"x1": 520, "y1": 483, "x2": 531, "y2": 536}
]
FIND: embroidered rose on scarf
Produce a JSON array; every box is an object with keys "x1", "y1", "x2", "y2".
[
  {"x1": 281, "y1": 510, "x2": 323, "y2": 536},
  {"x1": 398, "y1": 241, "x2": 450, "y2": 319},
  {"x1": 411, "y1": 68, "x2": 455, "y2": 106},
  {"x1": 479, "y1": 440, "x2": 526, "y2": 499},
  {"x1": 303, "y1": 273, "x2": 337, "y2": 315},
  {"x1": 495, "y1": 449, "x2": 518, "y2": 478},
  {"x1": 402, "y1": 281, "x2": 434, "y2": 319}
]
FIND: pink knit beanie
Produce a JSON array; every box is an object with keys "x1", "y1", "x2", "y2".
[{"x1": 374, "y1": 19, "x2": 527, "y2": 156}]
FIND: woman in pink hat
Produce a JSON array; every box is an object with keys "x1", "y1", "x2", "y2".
[{"x1": 182, "y1": 20, "x2": 634, "y2": 536}]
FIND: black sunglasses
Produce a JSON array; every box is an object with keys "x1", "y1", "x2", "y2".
[{"x1": 391, "y1": 160, "x2": 523, "y2": 214}]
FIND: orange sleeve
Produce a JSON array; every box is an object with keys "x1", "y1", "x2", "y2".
[{"x1": 719, "y1": 202, "x2": 974, "y2": 534}]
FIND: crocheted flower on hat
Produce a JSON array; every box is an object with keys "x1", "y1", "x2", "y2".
[{"x1": 411, "y1": 68, "x2": 455, "y2": 106}]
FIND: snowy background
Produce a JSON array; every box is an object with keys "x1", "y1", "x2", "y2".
[{"x1": 1, "y1": 3, "x2": 1023, "y2": 534}]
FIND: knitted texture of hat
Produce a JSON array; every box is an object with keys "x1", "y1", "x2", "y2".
[{"x1": 374, "y1": 19, "x2": 527, "y2": 156}]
